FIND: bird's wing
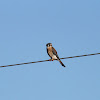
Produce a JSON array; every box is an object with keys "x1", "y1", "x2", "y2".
[
  {"x1": 52, "y1": 47, "x2": 66, "y2": 67},
  {"x1": 52, "y1": 47, "x2": 57, "y2": 55},
  {"x1": 52, "y1": 47, "x2": 60, "y2": 59}
]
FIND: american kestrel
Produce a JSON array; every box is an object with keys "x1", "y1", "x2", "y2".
[{"x1": 46, "y1": 43, "x2": 66, "y2": 67}]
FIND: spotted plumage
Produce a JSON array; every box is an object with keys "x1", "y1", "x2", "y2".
[{"x1": 46, "y1": 43, "x2": 66, "y2": 67}]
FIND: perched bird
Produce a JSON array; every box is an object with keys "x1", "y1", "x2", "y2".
[{"x1": 46, "y1": 43, "x2": 66, "y2": 67}]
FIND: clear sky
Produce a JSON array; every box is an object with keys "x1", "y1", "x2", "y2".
[{"x1": 0, "y1": 0, "x2": 100, "y2": 100}]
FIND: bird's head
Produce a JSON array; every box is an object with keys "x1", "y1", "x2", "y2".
[{"x1": 46, "y1": 43, "x2": 52, "y2": 47}]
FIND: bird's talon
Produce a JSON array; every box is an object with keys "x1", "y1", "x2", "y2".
[{"x1": 49, "y1": 59, "x2": 52, "y2": 61}]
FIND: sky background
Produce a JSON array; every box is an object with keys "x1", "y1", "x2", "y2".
[{"x1": 0, "y1": 0, "x2": 100, "y2": 100}]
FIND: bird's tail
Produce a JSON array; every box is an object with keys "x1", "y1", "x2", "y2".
[{"x1": 58, "y1": 59, "x2": 66, "y2": 67}]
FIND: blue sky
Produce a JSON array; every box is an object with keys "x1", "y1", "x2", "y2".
[{"x1": 0, "y1": 0, "x2": 100, "y2": 100}]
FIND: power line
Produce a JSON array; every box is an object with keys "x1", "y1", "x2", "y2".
[{"x1": 0, "y1": 53, "x2": 100, "y2": 67}]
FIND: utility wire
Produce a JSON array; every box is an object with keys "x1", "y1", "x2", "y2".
[{"x1": 0, "y1": 53, "x2": 100, "y2": 67}]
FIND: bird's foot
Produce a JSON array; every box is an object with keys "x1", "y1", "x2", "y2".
[
  {"x1": 49, "y1": 59, "x2": 54, "y2": 61},
  {"x1": 49, "y1": 59, "x2": 52, "y2": 61}
]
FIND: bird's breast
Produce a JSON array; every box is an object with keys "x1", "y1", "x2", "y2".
[{"x1": 47, "y1": 47, "x2": 57, "y2": 59}]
